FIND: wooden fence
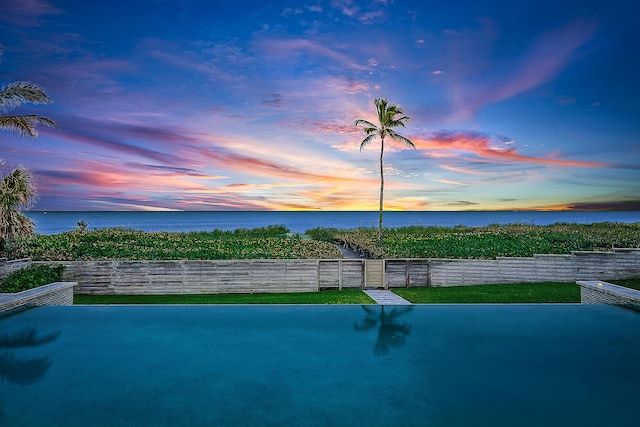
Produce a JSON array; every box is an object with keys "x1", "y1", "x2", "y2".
[
  {"x1": 0, "y1": 258, "x2": 32, "y2": 278},
  {"x1": 36, "y1": 248, "x2": 639, "y2": 295}
]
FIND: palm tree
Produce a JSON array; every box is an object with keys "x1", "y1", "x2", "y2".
[
  {"x1": 0, "y1": 163, "x2": 37, "y2": 240},
  {"x1": 0, "y1": 81, "x2": 58, "y2": 138},
  {"x1": 0, "y1": 46, "x2": 58, "y2": 244},
  {"x1": 354, "y1": 98, "x2": 415, "y2": 247}
]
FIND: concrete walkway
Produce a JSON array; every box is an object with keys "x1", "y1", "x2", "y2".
[{"x1": 364, "y1": 290, "x2": 413, "y2": 305}]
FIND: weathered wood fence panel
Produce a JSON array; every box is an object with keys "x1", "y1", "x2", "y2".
[
  {"x1": 364, "y1": 260, "x2": 384, "y2": 288},
  {"x1": 30, "y1": 248, "x2": 640, "y2": 294},
  {"x1": 0, "y1": 258, "x2": 32, "y2": 278},
  {"x1": 428, "y1": 249, "x2": 640, "y2": 287},
  {"x1": 317, "y1": 260, "x2": 364, "y2": 289},
  {"x1": 51, "y1": 260, "x2": 319, "y2": 294},
  {"x1": 385, "y1": 260, "x2": 430, "y2": 288},
  {"x1": 430, "y1": 259, "x2": 500, "y2": 286}
]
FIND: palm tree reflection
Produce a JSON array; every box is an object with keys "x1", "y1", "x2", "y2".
[
  {"x1": 0, "y1": 327, "x2": 59, "y2": 385},
  {"x1": 354, "y1": 305, "x2": 413, "y2": 355}
]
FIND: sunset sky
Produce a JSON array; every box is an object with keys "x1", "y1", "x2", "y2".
[{"x1": 1, "y1": 0, "x2": 638, "y2": 211}]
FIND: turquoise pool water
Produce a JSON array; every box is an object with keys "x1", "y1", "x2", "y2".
[{"x1": 1, "y1": 304, "x2": 639, "y2": 426}]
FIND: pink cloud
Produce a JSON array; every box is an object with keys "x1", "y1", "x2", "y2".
[
  {"x1": 414, "y1": 131, "x2": 607, "y2": 168},
  {"x1": 197, "y1": 145, "x2": 377, "y2": 186}
]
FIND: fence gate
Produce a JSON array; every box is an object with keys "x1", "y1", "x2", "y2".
[{"x1": 364, "y1": 259, "x2": 385, "y2": 289}]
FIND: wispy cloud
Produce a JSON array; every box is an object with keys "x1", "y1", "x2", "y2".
[
  {"x1": 330, "y1": 0, "x2": 389, "y2": 23},
  {"x1": 256, "y1": 38, "x2": 370, "y2": 71},
  {"x1": 262, "y1": 93, "x2": 286, "y2": 109},
  {"x1": 436, "y1": 179, "x2": 467, "y2": 186},
  {"x1": 0, "y1": 0, "x2": 61, "y2": 27},
  {"x1": 445, "y1": 19, "x2": 597, "y2": 120},
  {"x1": 414, "y1": 130, "x2": 606, "y2": 167},
  {"x1": 439, "y1": 164, "x2": 488, "y2": 175},
  {"x1": 3, "y1": 1, "x2": 637, "y2": 212}
]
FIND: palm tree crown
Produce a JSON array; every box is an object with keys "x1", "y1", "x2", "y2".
[
  {"x1": 0, "y1": 162, "x2": 37, "y2": 240},
  {"x1": 355, "y1": 98, "x2": 415, "y2": 247}
]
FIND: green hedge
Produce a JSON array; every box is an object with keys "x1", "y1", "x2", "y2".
[{"x1": 0, "y1": 264, "x2": 65, "y2": 293}]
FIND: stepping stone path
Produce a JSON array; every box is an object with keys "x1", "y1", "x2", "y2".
[{"x1": 364, "y1": 290, "x2": 412, "y2": 305}]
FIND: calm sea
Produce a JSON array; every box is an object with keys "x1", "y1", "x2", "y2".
[{"x1": 24, "y1": 210, "x2": 640, "y2": 235}]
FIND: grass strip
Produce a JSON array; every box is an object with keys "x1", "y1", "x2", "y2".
[
  {"x1": 392, "y1": 282, "x2": 581, "y2": 304},
  {"x1": 73, "y1": 279, "x2": 640, "y2": 305},
  {"x1": 613, "y1": 278, "x2": 640, "y2": 291},
  {"x1": 74, "y1": 289, "x2": 374, "y2": 305}
]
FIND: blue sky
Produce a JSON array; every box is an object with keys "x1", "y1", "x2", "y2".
[{"x1": 1, "y1": 0, "x2": 638, "y2": 211}]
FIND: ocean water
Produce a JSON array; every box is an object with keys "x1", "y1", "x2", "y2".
[{"x1": 24, "y1": 210, "x2": 640, "y2": 235}]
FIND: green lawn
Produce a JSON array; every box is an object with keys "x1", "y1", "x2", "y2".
[
  {"x1": 73, "y1": 289, "x2": 374, "y2": 305},
  {"x1": 392, "y1": 282, "x2": 581, "y2": 304},
  {"x1": 73, "y1": 279, "x2": 640, "y2": 305},
  {"x1": 613, "y1": 278, "x2": 640, "y2": 291}
]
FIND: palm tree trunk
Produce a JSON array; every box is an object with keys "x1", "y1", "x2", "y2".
[{"x1": 378, "y1": 137, "x2": 384, "y2": 247}]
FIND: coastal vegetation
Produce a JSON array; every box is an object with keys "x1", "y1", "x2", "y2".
[
  {"x1": 354, "y1": 98, "x2": 415, "y2": 247},
  {"x1": 6, "y1": 226, "x2": 342, "y2": 261},
  {"x1": 311, "y1": 222, "x2": 640, "y2": 259},
  {"x1": 2, "y1": 222, "x2": 639, "y2": 261}
]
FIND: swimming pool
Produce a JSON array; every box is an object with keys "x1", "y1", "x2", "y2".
[{"x1": 1, "y1": 304, "x2": 638, "y2": 426}]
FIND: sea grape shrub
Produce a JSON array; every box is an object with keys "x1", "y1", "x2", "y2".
[
  {"x1": 4, "y1": 233, "x2": 73, "y2": 260},
  {"x1": 9, "y1": 227, "x2": 341, "y2": 261},
  {"x1": 0, "y1": 264, "x2": 64, "y2": 293},
  {"x1": 305, "y1": 228, "x2": 339, "y2": 242},
  {"x1": 328, "y1": 222, "x2": 640, "y2": 259},
  {"x1": 6, "y1": 223, "x2": 638, "y2": 261}
]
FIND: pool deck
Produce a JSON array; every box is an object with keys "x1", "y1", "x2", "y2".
[{"x1": 364, "y1": 290, "x2": 412, "y2": 305}]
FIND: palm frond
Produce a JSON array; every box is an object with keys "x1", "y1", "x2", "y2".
[
  {"x1": 359, "y1": 133, "x2": 378, "y2": 151},
  {"x1": 0, "y1": 115, "x2": 59, "y2": 138},
  {"x1": 0, "y1": 82, "x2": 53, "y2": 109},
  {"x1": 388, "y1": 115, "x2": 410, "y2": 128},
  {"x1": 354, "y1": 119, "x2": 376, "y2": 128},
  {"x1": 388, "y1": 130, "x2": 416, "y2": 149}
]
